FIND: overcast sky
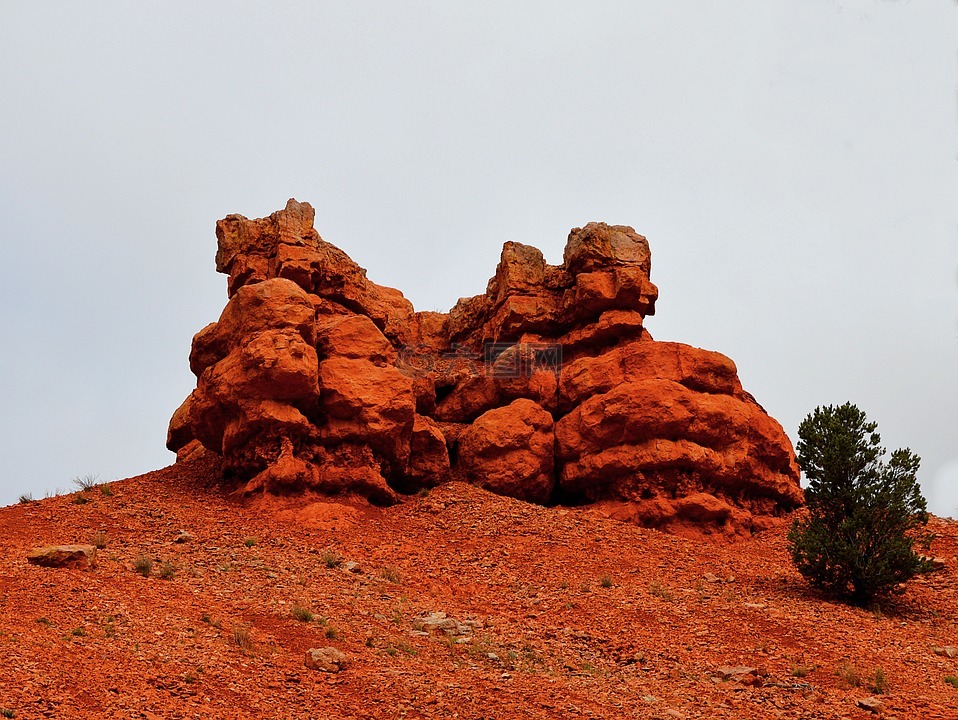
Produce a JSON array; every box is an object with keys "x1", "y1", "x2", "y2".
[{"x1": 1, "y1": 1, "x2": 955, "y2": 515}]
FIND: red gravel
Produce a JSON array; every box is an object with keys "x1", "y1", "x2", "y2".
[{"x1": 1, "y1": 456, "x2": 956, "y2": 719}]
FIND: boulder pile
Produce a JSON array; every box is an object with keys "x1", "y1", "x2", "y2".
[{"x1": 168, "y1": 200, "x2": 802, "y2": 539}]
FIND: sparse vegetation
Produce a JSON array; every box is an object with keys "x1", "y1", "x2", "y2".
[
  {"x1": 325, "y1": 625, "x2": 339, "y2": 640},
  {"x1": 71, "y1": 494, "x2": 89, "y2": 505},
  {"x1": 1, "y1": 709, "x2": 16, "y2": 718},
  {"x1": 945, "y1": 675, "x2": 958, "y2": 688},
  {"x1": 17, "y1": 493, "x2": 33, "y2": 504},
  {"x1": 649, "y1": 581, "x2": 673, "y2": 602},
  {"x1": 158, "y1": 561, "x2": 176, "y2": 580},
  {"x1": 790, "y1": 663, "x2": 815, "y2": 678},
  {"x1": 72, "y1": 474, "x2": 99, "y2": 492},
  {"x1": 869, "y1": 668, "x2": 889, "y2": 694},
  {"x1": 321, "y1": 550, "x2": 343, "y2": 569},
  {"x1": 91, "y1": 531, "x2": 107, "y2": 549},
  {"x1": 71, "y1": 626, "x2": 86, "y2": 637},
  {"x1": 244, "y1": 536, "x2": 258, "y2": 548},
  {"x1": 291, "y1": 605, "x2": 313, "y2": 623},
  {"x1": 201, "y1": 613, "x2": 222, "y2": 629},
  {"x1": 788, "y1": 403, "x2": 933, "y2": 605},
  {"x1": 99, "y1": 483, "x2": 113, "y2": 497},
  {"x1": 836, "y1": 661, "x2": 861, "y2": 688},
  {"x1": 134, "y1": 556, "x2": 154, "y2": 577},
  {"x1": 379, "y1": 566, "x2": 400, "y2": 583},
  {"x1": 232, "y1": 623, "x2": 253, "y2": 650},
  {"x1": 390, "y1": 640, "x2": 416, "y2": 656},
  {"x1": 600, "y1": 575, "x2": 613, "y2": 588}
]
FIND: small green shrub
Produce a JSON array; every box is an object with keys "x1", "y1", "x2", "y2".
[
  {"x1": 1, "y1": 708, "x2": 16, "y2": 718},
  {"x1": 71, "y1": 494, "x2": 89, "y2": 505},
  {"x1": 158, "y1": 561, "x2": 176, "y2": 580},
  {"x1": 788, "y1": 403, "x2": 933, "y2": 605},
  {"x1": 325, "y1": 625, "x2": 339, "y2": 640},
  {"x1": 134, "y1": 556, "x2": 153, "y2": 577},
  {"x1": 72, "y1": 474, "x2": 99, "y2": 492},
  {"x1": 233, "y1": 623, "x2": 253, "y2": 650},
  {"x1": 600, "y1": 575, "x2": 613, "y2": 588},
  {"x1": 379, "y1": 567, "x2": 400, "y2": 583},
  {"x1": 244, "y1": 537, "x2": 258, "y2": 548},
  {"x1": 71, "y1": 627, "x2": 86, "y2": 637},
  {"x1": 99, "y1": 483, "x2": 113, "y2": 497},
  {"x1": 649, "y1": 581, "x2": 673, "y2": 602},
  {"x1": 869, "y1": 667, "x2": 889, "y2": 694},
  {"x1": 321, "y1": 550, "x2": 342, "y2": 569},
  {"x1": 944, "y1": 675, "x2": 958, "y2": 688},
  {"x1": 201, "y1": 613, "x2": 222, "y2": 629},
  {"x1": 291, "y1": 605, "x2": 313, "y2": 623},
  {"x1": 836, "y1": 661, "x2": 861, "y2": 688}
]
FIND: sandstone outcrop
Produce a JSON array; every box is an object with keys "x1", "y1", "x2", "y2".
[
  {"x1": 168, "y1": 199, "x2": 803, "y2": 538},
  {"x1": 27, "y1": 545, "x2": 97, "y2": 570}
]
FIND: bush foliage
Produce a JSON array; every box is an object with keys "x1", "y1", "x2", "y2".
[{"x1": 788, "y1": 402, "x2": 933, "y2": 605}]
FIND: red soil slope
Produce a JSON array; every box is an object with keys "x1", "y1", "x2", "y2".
[{"x1": 1, "y1": 456, "x2": 956, "y2": 719}]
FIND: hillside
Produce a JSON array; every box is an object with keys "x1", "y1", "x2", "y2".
[{"x1": 1, "y1": 455, "x2": 956, "y2": 719}]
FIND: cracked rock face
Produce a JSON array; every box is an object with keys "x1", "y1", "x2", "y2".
[{"x1": 168, "y1": 199, "x2": 802, "y2": 539}]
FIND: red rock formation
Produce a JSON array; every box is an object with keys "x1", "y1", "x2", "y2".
[{"x1": 169, "y1": 199, "x2": 802, "y2": 538}]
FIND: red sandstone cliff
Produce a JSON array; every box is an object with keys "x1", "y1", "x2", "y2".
[{"x1": 168, "y1": 200, "x2": 802, "y2": 539}]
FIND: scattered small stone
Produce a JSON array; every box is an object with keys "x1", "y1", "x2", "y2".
[
  {"x1": 414, "y1": 611, "x2": 478, "y2": 637},
  {"x1": 857, "y1": 696, "x2": 885, "y2": 714},
  {"x1": 174, "y1": 530, "x2": 193, "y2": 543},
  {"x1": 932, "y1": 646, "x2": 958, "y2": 658},
  {"x1": 713, "y1": 666, "x2": 763, "y2": 686},
  {"x1": 662, "y1": 710, "x2": 685, "y2": 720},
  {"x1": 704, "y1": 573, "x2": 721, "y2": 583},
  {"x1": 343, "y1": 561, "x2": 363, "y2": 574},
  {"x1": 305, "y1": 647, "x2": 347, "y2": 673},
  {"x1": 27, "y1": 544, "x2": 97, "y2": 570},
  {"x1": 743, "y1": 603, "x2": 767, "y2": 610}
]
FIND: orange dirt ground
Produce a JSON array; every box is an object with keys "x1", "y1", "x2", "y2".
[{"x1": 1, "y1": 456, "x2": 956, "y2": 719}]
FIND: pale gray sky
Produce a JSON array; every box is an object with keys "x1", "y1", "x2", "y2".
[{"x1": 1, "y1": 1, "x2": 956, "y2": 514}]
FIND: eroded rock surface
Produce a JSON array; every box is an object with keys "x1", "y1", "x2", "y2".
[{"x1": 168, "y1": 199, "x2": 802, "y2": 538}]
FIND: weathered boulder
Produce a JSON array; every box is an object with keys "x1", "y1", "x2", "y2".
[
  {"x1": 27, "y1": 545, "x2": 97, "y2": 570},
  {"x1": 457, "y1": 398, "x2": 555, "y2": 504},
  {"x1": 304, "y1": 646, "x2": 347, "y2": 673},
  {"x1": 168, "y1": 199, "x2": 802, "y2": 538}
]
